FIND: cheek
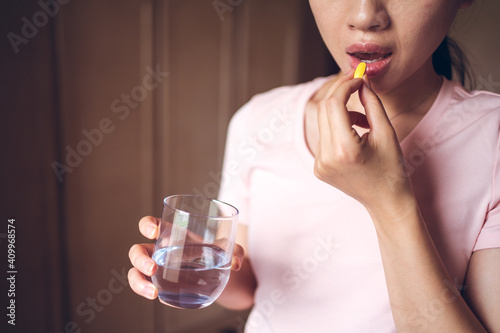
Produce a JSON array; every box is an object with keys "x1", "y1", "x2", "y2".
[
  {"x1": 396, "y1": 9, "x2": 450, "y2": 60},
  {"x1": 393, "y1": 0, "x2": 458, "y2": 47},
  {"x1": 312, "y1": 13, "x2": 347, "y2": 68},
  {"x1": 418, "y1": 2, "x2": 458, "y2": 39}
]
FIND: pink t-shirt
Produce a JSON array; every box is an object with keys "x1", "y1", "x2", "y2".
[{"x1": 218, "y1": 77, "x2": 500, "y2": 332}]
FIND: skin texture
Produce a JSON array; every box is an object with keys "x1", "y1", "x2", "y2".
[
  {"x1": 307, "y1": 0, "x2": 498, "y2": 332},
  {"x1": 309, "y1": 0, "x2": 463, "y2": 93},
  {"x1": 129, "y1": 0, "x2": 500, "y2": 331},
  {"x1": 128, "y1": 216, "x2": 255, "y2": 310}
]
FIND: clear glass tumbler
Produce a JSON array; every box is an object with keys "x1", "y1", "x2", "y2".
[{"x1": 152, "y1": 195, "x2": 239, "y2": 309}]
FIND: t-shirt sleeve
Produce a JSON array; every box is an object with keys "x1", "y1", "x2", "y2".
[
  {"x1": 217, "y1": 104, "x2": 253, "y2": 226},
  {"x1": 473, "y1": 132, "x2": 500, "y2": 251}
]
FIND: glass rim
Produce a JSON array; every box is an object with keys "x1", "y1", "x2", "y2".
[{"x1": 163, "y1": 194, "x2": 239, "y2": 219}]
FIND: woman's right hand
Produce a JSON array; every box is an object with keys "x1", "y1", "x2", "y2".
[
  {"x1": 128, "y1": 216, "x2": 161, "y2": 300},
  {"x1": 127, "y1": 216, "x2": 246, "y2": 301}
]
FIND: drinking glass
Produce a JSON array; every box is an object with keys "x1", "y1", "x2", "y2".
[{"x1": 151, "y1": 195, "x2": 239, "y2": 309}]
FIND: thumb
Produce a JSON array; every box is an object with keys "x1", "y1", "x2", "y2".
[
  {"x1": 359, "y1": 81, "x2": 393, "y2": 135},
  {"x1": 231, "y1": 244, "x2": 245, "y2": 271}
]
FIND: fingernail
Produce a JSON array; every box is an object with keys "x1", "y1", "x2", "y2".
[
  {"x1": 146, "y1": 225, "x2": 156, "y2": 238},
  {"x1": 231, "y1": 257, "x2": 241, "y2": 271},
  {"x1": 143, "y1": 259, "x2": 155, "y2": 273},
  {"x1": 364, "y1": 78, "x2": 372, "y2": 89},
  {"x1": 143, "y1": 285, "x2": 156, "y2": 299}
]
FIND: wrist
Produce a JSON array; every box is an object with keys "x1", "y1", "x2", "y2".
[{"x1": 366, "y1": 192, "x2": 421, "y2": 234}]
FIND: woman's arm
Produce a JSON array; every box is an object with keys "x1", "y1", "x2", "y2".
[
  {"x1": 368, "y1": 198, "x2": 488, "y2": 332},
  {"x1": 216, "y1": 224, "x2": 257, "y2": 310},
  {"x1": 313, "y1": 73, "x2": 494, "y2": 332},
  {"x1": 463, "y1": 248, "x2": 500, "y2": 332}
]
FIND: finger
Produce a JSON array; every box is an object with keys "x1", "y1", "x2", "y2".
[
  {"x1": 359, "y1": 82, "x2": 393, "y2": 135},
  {"x1": 316, "y1": 71, "x2": 357, "y2": 149},
  {"x1": 323, "y1": 69, "x2": 355, "y2": 98},
  {"x1": 327, "y1": 78, "x2": 365, "y2": 138},
  {"x1": 317, "y1": 93, "x2": 333, "y2": 150},
  {"x1": 128, "y1": 267, "x2": 158, "y2": 300},
  {"x1": 128, "y1": 243, "x2": 157, "y2": 276},
  {"x1": 139, "y1": 216, "x2": 160, "y2": 239},
  {"x1": 231, "y1": 244, "x2": 245, "y2": 271}
]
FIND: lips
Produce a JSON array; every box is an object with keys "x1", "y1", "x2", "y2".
[{"x1": 346, "y1": 43, "x2": 393, "y2": 77}]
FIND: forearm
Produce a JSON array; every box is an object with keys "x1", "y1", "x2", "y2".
[
  {"x1": 216, "y1": 257, "x2": 256, "y2": 310},
  {"x1": 369, "y1": 198, "x2": 487, "y2": 332}
]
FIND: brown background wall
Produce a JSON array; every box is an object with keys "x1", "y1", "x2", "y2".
[{"x1": 1, "y1": 1, "x2": 498, "y2": 332}]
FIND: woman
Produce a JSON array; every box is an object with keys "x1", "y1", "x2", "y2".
[{"x1": 128, "y1": 0, "x2": 500, "y2": 331}]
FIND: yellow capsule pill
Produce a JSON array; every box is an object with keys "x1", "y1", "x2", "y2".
[{"x1": 354, "y1": 62, "x2": 366, "y2": 79}]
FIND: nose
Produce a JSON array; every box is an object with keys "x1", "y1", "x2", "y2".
[{"x1": 347, "y1": 0, "x2": 390, "y2": 32}]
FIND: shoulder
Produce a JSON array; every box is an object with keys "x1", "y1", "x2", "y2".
[
  {"x1": 446, "y1": 80, "x2": 500, "y2": 116},
  {"x1": 435, "y1": 80, "x2": 500, "y2": 140}
]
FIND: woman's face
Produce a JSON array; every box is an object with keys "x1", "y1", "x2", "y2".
[{"x1": 309, "y1": 0, "x2": 473, "y2": 93}]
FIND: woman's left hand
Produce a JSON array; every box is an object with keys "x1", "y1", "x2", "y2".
[{"x1": 314, "y1": 73, "x2": 414, "y2": 218}]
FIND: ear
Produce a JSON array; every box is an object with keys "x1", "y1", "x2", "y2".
[{"x1": 460, "y1": 0, "x2": 475, "y2": 9}]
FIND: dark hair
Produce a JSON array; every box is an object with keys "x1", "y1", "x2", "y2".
[{"x1": 432, "y1": 36, "x2": 475, "y2": 89}]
